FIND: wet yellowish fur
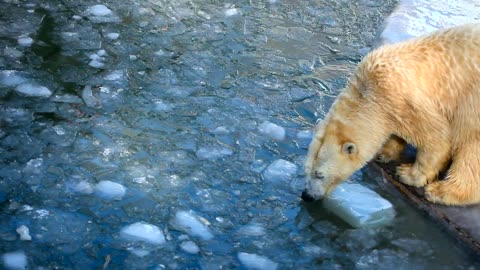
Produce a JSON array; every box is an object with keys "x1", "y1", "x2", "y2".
[{"x1": 305, "y1": 23, "x2": 480, "y2": 206}]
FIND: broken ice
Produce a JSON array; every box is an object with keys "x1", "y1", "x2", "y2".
[
  {"x1": 259, "y1": 121, "x2": 285, "y2": 141},
  {"x1": 0, "y1": 70, "x2": 27, "y2": 87},
  {"x1": 17, "y1": 36, "x2": 33, "y2": 47},
  {"x1": 237, "y1": 252, "x2": 278, "y2": 270},
  {"x1": 2, "y1": 251, "x2": 27, "y2": 270},
  {"x1": 225, "y1": 8, "x2": 239, "y2": 17},
  {"x1": 196, "y1": 146, "x2": 233, "y2": 160},
  {"x1": 173, "y1": 211, "x2": 213, "y2": 240},
  {"x1": 15, "y1": 83, "x2": 52, "y2": 97},
  {"x1": 106, "y1": 33, "x2": 120, "y2": 40},
  {"x1": 263, "y1": 159, "x2": 297, "y2": 182},
  {"x1": 180, "y1": 241, "x2": 200, "y2": 254},
  {"x1": 94, "y1": 180, "x2": 126, "y2": 200},
  {"x1": 120, "y1": 222, "x2": 166, "y2": 245},
  {"x1": 238, "y1": 223, "x2": 266, "y2": 236},
  {"x1": 323, "y1": 182, "x2": 396, "y2": 228},
  {"x1": 88, "y1": 5, "x2": 112, "y2": 16},
  {"x1": 16, "y1": 225, "x2": 31, "y2": 241}
]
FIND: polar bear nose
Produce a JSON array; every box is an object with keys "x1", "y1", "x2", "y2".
[{"x1": 301, "y1": 190, "x2": 315, "y2": 202}]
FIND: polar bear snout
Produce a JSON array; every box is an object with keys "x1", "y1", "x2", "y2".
[{"x1": 301, "y1": 190, "x2": 316, "y2": 202}]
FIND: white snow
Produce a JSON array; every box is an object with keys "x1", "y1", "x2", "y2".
[
  {"x1": 225, "y1": 8, "x2": 239, "y2": 17},
  {"x1": 17, "y1": 36, "x2": 33, "y2": 47},
  {"x1": 237, "y1": 252, "x2": 278, "y2": 270},
  {"x1": 88, "y1": 5, "x2": 112, "y2": 16},
  {"x1": 15, "y1": 83, "x2": 52, "y2": 97},
  {"x1": 377, "y1": 0, "x2": 480, "y2": 46},
  {"x1": 173, "y1": 211, "x2": 213, "y2": 240},
  {"x1": 262, "y1": 159, "x2": 297, "y2": 182},
  {"x1": 106, "y1": 32, "x2": 120, "y2": 40},
  {"x1": 180, "y1": 241, "x2": 200, "y2": 254},
  {"x1": 323, "y1": 182, "x2": 396, "y2": 228},
  {"x1": 94, "y1": 180, "x2": 126, "y2": 200},
  {"x1": 120, "y1": 222, "x2": 166, "y2": 245},
  {"x1": 0, "y1": 70, "x2": 27, "y2": 86},
  {"x1": 16, "y1": 226, "x2": 31, "y2": 241},
  {"x1": 259, "y1": 121, "x2": 285, "y2": 141},
  {"x1": 2, "y1": 251, "x2": 27, "y2": 270}
]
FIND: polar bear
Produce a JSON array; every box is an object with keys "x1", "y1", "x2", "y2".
[{"x1": 302, "y1": 23, "x2": 480, "y2": 206}]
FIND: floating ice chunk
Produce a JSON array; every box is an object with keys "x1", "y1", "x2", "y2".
[
  {"x1": 89, "y1": 59, "x2": 104, "y2": 68},
  {"x1": 68, "y1": 180, "x2": 94, "y2": 194},
  {"x1": 17, "y1": 36, "x2": 33, "y2": 47},
  {"x1": 323, "y1": 182, "x2": 395, "y2": 228},
  {"x1": 4, "y1": 47, "x2": 23, "y2": 58},
  {"x1": 0, "y1": 70, "x2": 27, "y2": 86},
  {"x1": 263, "y1": 159, "x2": 297, "y2": 182},
  {"x1": 94, "y1": 180, "x2": 126, "y2": 200},
  {"x1": 15, "y1": 83, "x2": 52, "y2": 97},
  {"x1": 106, "y1": 32, "x2": 120, "y2": 40},
  {"x1": 173, "y1": 211, "x2": 213, "y2": 240},
  {"x1": 225, "y1": 8, "x2": 239, "y2": 17},
  {"x1": 97, "y1": 49, "x2": 107, "y2": 56},
  {"x1": 23, "y1": 158, "x2": 43, "y2": 174},
  {"x1": 154, "y1": 100, "x2": 173, "y2": 112},
  {"x1": 72, "y1": 15, "x2": 82, "y2": 20},
  {"x1": 51, "y1": 94, "x2": 82, "y2": 104},
  {"x1": 16, "y1": 226, "x2": 31, "y2": 241},
  {"x1": 2, "y1": 251, "x2": 27, "y2": 270},
  {"x1": 128, "y1": 248, "x2": 150, "y2": 257},
  {"x1": 296, "y1": 130, "x2": 312, "y2": 140},
  {"x1": 238, "y1": 223, "x2": 266, "y2": 236},
  {"x1": 237, "y1": 252, "x2": 278, "y2": 270},
  {"x1": 82, "y1": 85, "x2": 100, "y2": 107},
  {"x1": 180, "y1": 241, "x2": 200, "y2": 254},
  {"x1": 120, "y1": 222, "x2": 166, "y2": 245},
  {"x1": 88, "y1": 5, "x2": 112, "y2": 16},
  {"x1": 259, "y1": 121, "x2": 285, "y2": 141},
  {"x1": 196, "y1": 146, "x2": 233, "y2": 160},
  {"x1": 104, "y1": 70, "x2": 123, "y2": 81},
  {"x1": 197, "y1": 10, "x2": 211, "y2": 20}
]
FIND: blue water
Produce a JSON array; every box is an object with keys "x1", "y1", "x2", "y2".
[{"x1": 0, "y1": 0, "x2": 479, "y2": 269}]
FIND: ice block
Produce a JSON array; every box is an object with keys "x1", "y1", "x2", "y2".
[{"x1": 323, "y1": 182, "x2": 395, "y2": 228}]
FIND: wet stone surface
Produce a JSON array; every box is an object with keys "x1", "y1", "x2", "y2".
[{"x1": 0, "y1": 0, "x2": 479, "y2": 269}]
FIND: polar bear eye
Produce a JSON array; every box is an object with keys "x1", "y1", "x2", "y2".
[{"x1": 342, "y1": 142, "x2": 356, "y2": 155}]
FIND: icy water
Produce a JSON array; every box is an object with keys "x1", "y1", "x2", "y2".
[{"x1": 0, "y1": 0, "x2": 479, "y2": 269}]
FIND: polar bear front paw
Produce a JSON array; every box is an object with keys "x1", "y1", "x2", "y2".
[{"x1": 396, "y1": 163, "x2": 427, "y2": 188}]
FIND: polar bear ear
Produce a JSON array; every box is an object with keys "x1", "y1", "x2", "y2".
[{"x1": 342, "y1": 142, "x2": 357, "y2": 155}]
